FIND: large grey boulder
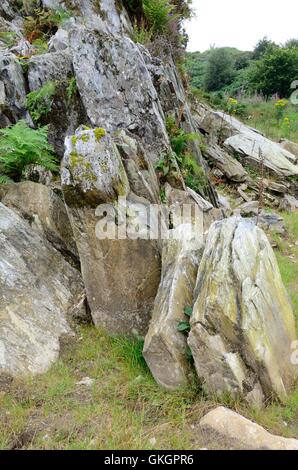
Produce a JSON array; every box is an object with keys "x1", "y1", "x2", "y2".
[
  {"x1": 188, "y1": 216, "x2": 298, "y2": 403},
  {"x1": 0, "y1": 203, "x2": 85, "y2": 376},
  {"x1": 200, "y1": 407, "x2": 298, "y2": 450},
  {"x1": 62, "y1": 127, "x2": 161, "y2": 336},
  {"x1": 143, "y1": 225, "x2": 201, "y2": 389},
  {"x1": 70, "y1": 27, "x2": 169, "y2": 164},
  {"x1": 0, "y1": 182, "x2": 77, "y2": 261}
]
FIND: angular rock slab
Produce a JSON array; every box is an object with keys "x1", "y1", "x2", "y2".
[
  {"x1": 0, "y1": 203, "x2": 84, "y2": 376},
  {"x1": 188, "y1": 216, "x2": 298, "y2": 403},
  {"x1": 143, "y1": 225, "x2": 202, "y2": 389},
  {"x1": 200, "y1": 407, "x2": 298, "y2": 450},
  {"x1": 62, "y1": 128, "x2": 161, "y2": 336}
]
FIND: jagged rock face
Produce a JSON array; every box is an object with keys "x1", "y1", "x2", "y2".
[
  {"x1": 28, "y1": 51, "x2": 88, "y2": 156},
  {"x1": 143, "y1": 225, "x2": 201, "y2": 389},
  {"x1": 62, "y1": 127, "x2": 161, "y2": 336},
  {"x1": 0, "y1": 52, "x2": 28, "y2": 126},
  {"x1": 200, "y1": 407, "x2": 298, "y2": 450},
  {"x1": 69, "y1": 27, "x2": 169, "y2": 164},
  {"x1": 0, "y1": 203, "x2": 85, "y2": 376},
  {"x1": 188, "y1": 216, "x2": 298, "y2": 403},
  {"x1": 0, "y1": 182, "x2": 78, "y2": 261}
]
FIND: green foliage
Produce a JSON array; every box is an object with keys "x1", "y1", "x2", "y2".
[
  {"x1": 252, "y1": 36, "x2": 278, "y2": 59},
  {"x1": 142, "y1": 0, "x2": 174, "y2": 34},
  {"x1": 0, "y1": 121, "x2": 58, "y2": 183},
  {"x1": 32, "y1": 38, "x2": 48, "y2": 54},
  {"x1": 66, "y1": 77, "x2": 78, "y2": 103},
  {"x1": 164, "y1": 115, "x2": 207, "y2": 192},
  {"x1": 204, "y1": 48, "x2": 235, "y2": 92},
  {"x1": 248, "y1": 47, "x2": 298, "y2": 98},
  {"x1": 0, "y1": 31, "x2": 17, "y2": 47},
  {"x1": 26, "y1": 81, "x2": 56, "y2": 123}
]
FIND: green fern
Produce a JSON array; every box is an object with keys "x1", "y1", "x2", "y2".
[
  {"x1": 142, "y1": 0, "x2": 174, "y2": 33},
  {"x1": 26, "y1": 81, "x2": 56, "y2": 123},
  {"x1": 0, "y1": 120, "x2": 58, "y2": 183}
]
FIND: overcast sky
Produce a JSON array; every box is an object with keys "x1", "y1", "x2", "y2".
[{"x1": 186, "y1": 0, "x2": 298, "y2": 52}]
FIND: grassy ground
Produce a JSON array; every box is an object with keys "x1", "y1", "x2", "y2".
[
  {"x1": 242, "y1": 100, "x2": 298, "y2": 143},
  {"x1": 0, "y1": 215, "x2": 298, "y2": 450}
]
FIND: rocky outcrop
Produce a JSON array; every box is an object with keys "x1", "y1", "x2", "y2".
[
  {"x1": 0, "y1": 182, "x2": 77, "y2": 261},
  {"x1": 0, "y1": 203, "x2": 85, "y2": 376},
  {"x1": 62, "y1": 127, "x2": 161, "y2": 336},
  {"x1": 200, "y1": 407, "x2": 298, "y2": 450},
  {"x1": 188, "y1": 216, "x2": 298, "y2": 404},
  {"x1": 193, "y1": 103, "x2": 298, "y2": 178},
  {"x1": 143, "y1": 225, "x2": 202, "y2": 389}
]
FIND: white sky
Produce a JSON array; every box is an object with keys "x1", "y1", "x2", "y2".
[{"x1": 186, "y1": 0, "x2": 298, "y2": 52}]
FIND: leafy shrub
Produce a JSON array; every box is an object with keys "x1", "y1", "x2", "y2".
[
  {"x1": 0, "y1": 121, "x2": 58, "y2": 183},
  {"x1": 26, "y1": 81, "x2": 56, "y2": 123}
]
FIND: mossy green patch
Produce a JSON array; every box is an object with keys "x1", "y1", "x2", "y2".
[{"x1": 94, "y1": 128, "x2": 106, "y2": 142}]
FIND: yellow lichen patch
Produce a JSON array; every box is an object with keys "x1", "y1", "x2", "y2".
[
  {"x1": 80, "y1": 134, "x2": 90, "y2": 143},
  {"x1": 71, "y1": 136, "x2": 78, "y2": 146},
  {"x1": 70, "y1": 151, "x2": 84, "y2": 168},
  {"x1": 94, "y1": 128, "x2": 106, "y2": 142}
]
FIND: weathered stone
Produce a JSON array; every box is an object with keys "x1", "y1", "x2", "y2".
[
  {"x1": 255, "y1": 212, "x2": 286, "y2": 235},
  {"x1": 114, "y1": 130, "x2": 160, "y2": 204},
  {"x1": 48, "y1": 28, "x2": 69, "y2": 52},
  {"x1": 62, "y1": 127, "x2": 130, "y2": 206},
  {"x1": 0, "y1": 182, "x2": 77, "y2": 260},
  {"x1": 0, "y1": 203, "x2": 85, "y2": 376},
  {"x1": 0, "y1": 52, "x2": 28, "y2": 124},
  {"x1": 223, "y1": 130, "x2": 298, "y2": 178},
  {"x1": 205, "y1": 144, "x2": 248, "y2": 182},
  {"x1": 143, "y1": 225, "x2": 202, "y2": 389},
  {"x1": 200, "y1": 407, "x2": 298, "y2": 450},
  {"x1": 193, "y1": 103, "x2": 298, "y2": 178},
  {"x1": 280, "y1": 194, "x2": 298, "y2": 212},
  {"x1": 188, "y1": 216, "x2": 298, "y2": 403}
]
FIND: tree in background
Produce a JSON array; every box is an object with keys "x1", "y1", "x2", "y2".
[
  {"x1": 204, "y1": 48, "x2": 235, "y2": 92},
  {"x1": 284, "y1": 38, "x2": 298, "y2": 49},
  {"x1": 252, "y1": 36, "x2": 278, "y2": 59},
  {"x1": 248, "y1": 47, "x2": 298, "y2": 97}
]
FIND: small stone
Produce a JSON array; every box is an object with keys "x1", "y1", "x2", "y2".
[{"x1": 76, "y1": 377, "x2": 95, "y2": 387}]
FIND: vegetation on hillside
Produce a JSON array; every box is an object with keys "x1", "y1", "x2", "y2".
[{"x1": 187, "y1": 37, "x2": 298, "y2": 98}]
